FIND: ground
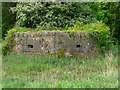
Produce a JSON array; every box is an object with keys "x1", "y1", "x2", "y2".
[{"x1": 1, "y1": 43, "x2": 118, "y2": 88}]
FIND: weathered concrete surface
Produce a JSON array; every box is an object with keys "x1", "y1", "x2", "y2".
[{"x1": 13, "y1": 31, "x2": 98, "y2": 57}]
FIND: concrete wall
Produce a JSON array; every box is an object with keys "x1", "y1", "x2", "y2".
[{"x1": 13, "y1": 31, "x2": 98, "y2": 57}]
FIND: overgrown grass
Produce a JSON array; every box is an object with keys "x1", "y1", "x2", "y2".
[
  {"x1": 2, "y1": 45, "x2": 118, "y2": 88},
  {"x1": 0, "y1": 43, "x2": 2, "y2": 89},
  {"x1": 0, "y1": 43, "x2": 2, "y2": 53}
]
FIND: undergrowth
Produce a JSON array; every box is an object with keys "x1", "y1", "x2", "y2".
[
  {"x1": 2, "y1": 45, "x2": 118, "y2": 88},
  {"x1": 2, "y1": 27, "x2": 33, "y2": 55}
]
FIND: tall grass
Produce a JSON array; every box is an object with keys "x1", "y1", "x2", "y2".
[
  {"x1": 0, "y1": 43, "x2": 2, "y2": 53},
  {"x1": 0, "y1": 43, "x2": 2, "y2": 89},
  {"x1": 2, "y1": 45, "x2": 118, "y2": 88}
]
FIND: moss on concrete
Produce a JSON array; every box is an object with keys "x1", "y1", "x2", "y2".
[{"x1": 57, "y1": 48, "x2": 65, "y2": 57}]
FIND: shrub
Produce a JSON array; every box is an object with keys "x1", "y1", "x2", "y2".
[
  {"x1": 2, "y1": 27, "x2": 33, "y2": 55},
  {"x1": 66, "y1": 21, "x2": 112, "y2": 54},
  {"x1": 10, "y1": 2, "x2": 96, "y2": 28},
  {"x1": 2, "y1": 2, "x2": 16, "y2": 39},
  {"x1": 35, "y1": 25, "x2": 65, "y2": 31}
]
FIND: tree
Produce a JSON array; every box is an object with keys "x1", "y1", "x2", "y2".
[
  {"x1": 100, "y1": 2, "x2": 120, "y2": 42},
  {"x1": 11, "y1": 2, "x2": 96, "y2": 29},
  {"x1": 2, "y1": 2, "x2": 16, "y2": 39},
  {"x1": 88, "y1": 2, "x2": 119, "y2": 44}
]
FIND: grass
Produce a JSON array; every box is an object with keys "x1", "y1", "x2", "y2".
[
  {"x1": 0, "y1": 43, "x2": 2, "y2": 89},
  {"x1": 0, "y1": 43, "x2": 2, "y2": 53},
  {"x1": 2, "y1": 45, "x2": 118, "y2": 88}
]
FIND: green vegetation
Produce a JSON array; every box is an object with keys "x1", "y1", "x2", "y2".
[
  {"x1": 0, "y1": 44, "x2": 1, "y2": 49},
  {"x1": 2, "y1": 2, "x2": 16, "y2": 39},
  {"x1": 67, "y1": 21, "x2": 112, "y2": 55},
  {"x1": 2, "y1": 2, "x2": 119, "y2": 88},
  {"x1": 2, "y1": 45, "x2": 118, "y2": 88},
  {"x1": 67, "y1": 21, "x2": 110, "y2": 32},
  {"x1": 0, "y1": 43, "x2": 2, "y2": 57},
  {"x1": 10, "y1": 2, "x2": 95, "y2": 28},
  {"x1": 2, "y1": 27, "x2": 30, "y2": 55},
  {"x1": 95, "y1": 2, "x2": 120, "y2": 43},
  {"x1": 2, "y1": 2, "x2": 119, "y2": 42}
]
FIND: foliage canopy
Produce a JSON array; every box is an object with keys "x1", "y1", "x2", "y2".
[
  {"x1": 11, "y1": 2, "x2": 96, "y2": 28},
  {"x1": 2, "y1": 2, "x2": 16, "y2": 39}
]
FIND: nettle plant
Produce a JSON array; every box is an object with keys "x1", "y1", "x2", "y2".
[{"x1": 67, "y1": 21, "x2": 112, "y2": 54}]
